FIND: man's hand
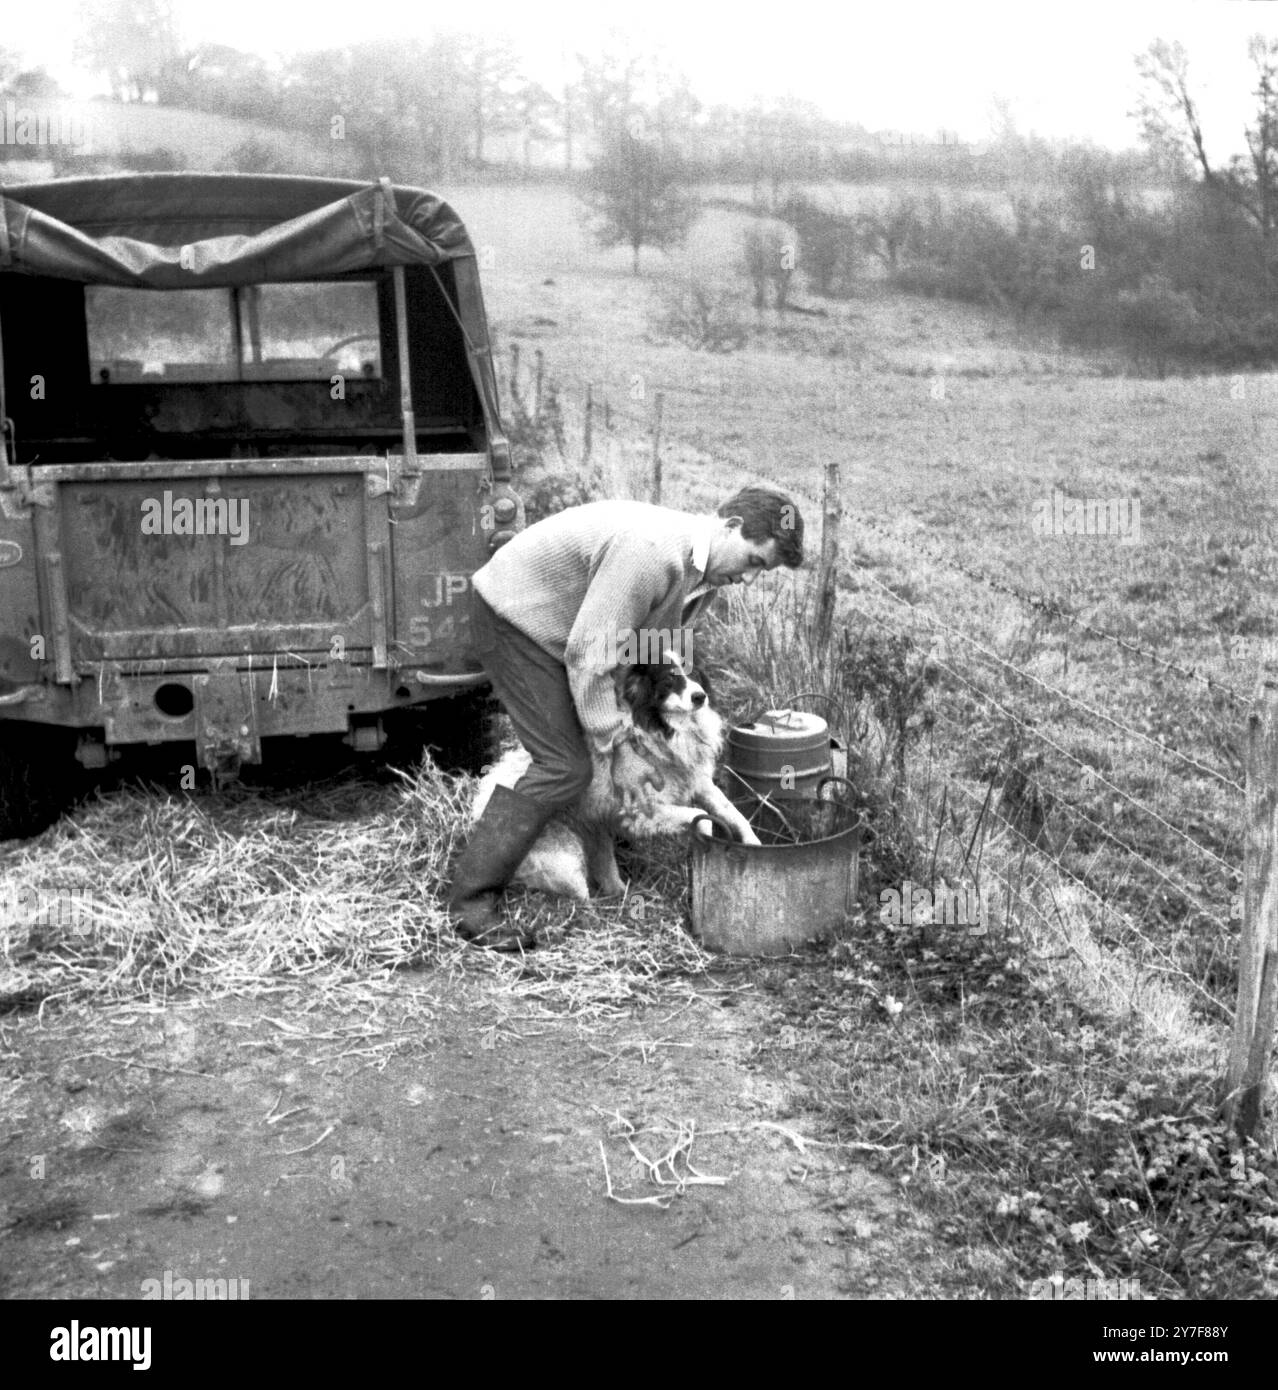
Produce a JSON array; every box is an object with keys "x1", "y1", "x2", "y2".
[{"x1": 612, "y1": 738, "x2": 664, "y2": 817}]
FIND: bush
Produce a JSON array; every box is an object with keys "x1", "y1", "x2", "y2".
[
  {"x1": 780, "y1": 193, "x2": 858, "y2": 296},
  {"x1": 52, "y1": 147, "x2": 186, "y2": 176},
  {"x1": 219, "y1": 139, "x2": 292, "y2": 174},
  {"x1": 515, "y1": 465, "x2": 601, "y2": 526},
  {"x1": 890, "y1": 169, "x2": 1278, "y2": 370},
  {"x1": 854, "y1": 192, "x2": 923, "y2": 276},
  {"x1": 502, "y1": 364, "x2": 567, "y2": 472},
  {"x1": 893, "y1": 193, "x2": 1077, "y2": 318},
  {"x1": 1058, "y1": 276, "x2": 1121, "y2": 351},
  {"x1": 1204, "y1": 309, "x2": 1278, "y2": 368},
  {"x1": 1113, "y1": 276, "x2": 1206, "y2": 375},
  {"x1": 892, "y1": 195, "x2": 1015, "y2": 306},
  {"x1": 741, "y1": 216, "x2": 797, "y2": 309},
  {"x1": 651, "y1": 278, "x2": 749, "y2": 352},
  {"x1": 136, "y1": 147, "x2": 184, "y2": 172},
  {"x1": 503, "y1": 367, "x2": 597, "y2": 524},
  {"x1": 801, "y1": 219, "x2": 857, "y2": 296}
]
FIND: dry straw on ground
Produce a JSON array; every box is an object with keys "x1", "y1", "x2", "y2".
[{"x1": 0, "y1": 758, "x2": 717, "y2": 1027}]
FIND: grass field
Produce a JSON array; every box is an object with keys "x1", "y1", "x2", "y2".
[{"x1": 455, "y1": 182, "x2": 1278, "y2": 1296}]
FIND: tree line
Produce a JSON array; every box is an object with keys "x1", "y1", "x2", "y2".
[
  {"x1": 5, "y1": 8, "x2": 1276, "y2": 372},
  {"x1": 1, "y1": 2, "x2": 1070, "y2": 187},
  {"x1": 635, "y1": 37, "x2": 1278, "y2": 374}
]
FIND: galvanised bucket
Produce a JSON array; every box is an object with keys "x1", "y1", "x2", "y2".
[{"x1": 688, "y1": 779, "x2": 861, "y2": 956}]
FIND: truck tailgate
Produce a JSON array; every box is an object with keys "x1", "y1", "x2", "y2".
[{"x1": 36, "y1": 462, "x2": 388, "y2": 667}]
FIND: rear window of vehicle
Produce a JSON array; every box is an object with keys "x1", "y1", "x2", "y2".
[{"x1": 85, "y1": 281, "x2": 382, "y2": 384}]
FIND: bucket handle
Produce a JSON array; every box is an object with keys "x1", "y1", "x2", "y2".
[
  {"x1": 816, "y1": 774, "x2": 857, "y2": 802},
  {"x1": 785, "y1": 690, "x2": 850, "y2": 733},
  {"x1": 816, "y1": 777, "x2": 877, "y2": 843},
  {"x1": 688, "y1": 811, "x2": 750, "y2": 848},
  {"x1": 747, "y1": 691, "x2": 849, "y2": 741}
]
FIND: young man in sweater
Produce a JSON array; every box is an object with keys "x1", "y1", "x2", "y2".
[{"x1": 448, "y1": 486, "x2": 804, "y2": 949}]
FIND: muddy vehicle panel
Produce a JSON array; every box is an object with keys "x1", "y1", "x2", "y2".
[{"x1": 0, "y1": 174, "x2": 521, "y2": 836}]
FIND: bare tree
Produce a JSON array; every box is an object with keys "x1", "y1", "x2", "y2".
[
  {"x1": 1136, "y1": 36, "x2": 1278, "y2": 246},
  {"x1": 650, "y1": 68, "x2": 701, "y2": 156},
  {"x1": 574, "y1": 42, "x2": 700, "y2": 170},
  {"x1": 513, "y1": 79, "x2": 559, "y2": 173},
  {"x1": 74, "y1": 0, "x2": 183, "y2": 102},
  {"x1": 281, "y1": 38, "x2": 471, "y2": 182},
  {"x1": 561, "y1": 78, "x2": 579, "y2": 172},
  {"x1": 456, "y1": 33, "x2": 521, "y2": 166},
  {"x1": 575, "y1": 44, "x2": 645, "y2": 146},
  {"x1": 413, "y1": 36, "x2": 475, "y2": 179},
  {"x1": 743, "y1": 95, "x2": 823, "y2": 208}
]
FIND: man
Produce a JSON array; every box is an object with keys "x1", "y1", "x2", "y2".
[{"x1": 448, "y1": 486, "x2": 804, "y2": 949}]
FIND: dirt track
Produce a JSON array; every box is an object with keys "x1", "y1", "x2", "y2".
[{"x1": 0, "y1": 971, "x2": 946, "y2": 1300}]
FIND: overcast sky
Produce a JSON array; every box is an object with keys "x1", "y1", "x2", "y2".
[{"x1": 7, "y1": 0, "x2": 1277, "y2": 157}]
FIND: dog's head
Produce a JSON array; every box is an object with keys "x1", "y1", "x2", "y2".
[{"x1": 621, "y1": 650, "x2": 712, "y2": 739}]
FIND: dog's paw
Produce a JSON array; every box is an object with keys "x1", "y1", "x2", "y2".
[{"x1": 595, "y1": 873, "x2": 628, "y2": 898}]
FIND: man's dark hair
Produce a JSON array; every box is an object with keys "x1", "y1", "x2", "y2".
[{"x1": 718, "y1": 486, "x2": 804, "y2": 567}]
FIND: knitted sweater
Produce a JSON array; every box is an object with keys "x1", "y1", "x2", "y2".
[{"x1": 472, "y1": 500, "x2": 717, "y2": 753}]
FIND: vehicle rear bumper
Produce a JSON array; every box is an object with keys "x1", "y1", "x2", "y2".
[{"x1": 0, "y1": 662, "x2": 489, "y2": 766}]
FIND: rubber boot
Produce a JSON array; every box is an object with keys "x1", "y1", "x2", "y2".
[{"x1": 447, "y1": 784, "x2": 556, "y2": 950}]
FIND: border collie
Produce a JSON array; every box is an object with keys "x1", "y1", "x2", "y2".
[{"x1": 471, "y1": 654, "x2": 760, "y2": 901}]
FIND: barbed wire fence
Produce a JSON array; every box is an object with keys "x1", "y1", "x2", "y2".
[{"x1": 499, "y1": 351, "x2": 1278, "y2": 1138}]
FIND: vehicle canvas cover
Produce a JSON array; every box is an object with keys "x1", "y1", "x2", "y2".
[
  {"x1": 0, "y1": 174, "x2": 508, "y2": 738},
  {"x1": 0, "y1": 173, "x2": 474, "y2": 286}
]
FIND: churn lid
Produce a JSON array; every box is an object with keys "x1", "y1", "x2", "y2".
[{"x1": 728, "y1": 709, "x2": 829, "y2": 750}]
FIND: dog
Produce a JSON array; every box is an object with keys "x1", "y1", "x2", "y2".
[{"x1": 471, "y1": 653, "x2": 760, "y2": 901}]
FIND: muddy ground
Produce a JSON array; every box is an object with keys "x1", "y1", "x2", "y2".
[{"x1": 0, "y1": 965, "x2": 958, "y2": 1300}]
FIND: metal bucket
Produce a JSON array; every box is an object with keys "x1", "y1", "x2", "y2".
[{"x1": 688, "y1": 778, "x2": 861, "y2": 956}]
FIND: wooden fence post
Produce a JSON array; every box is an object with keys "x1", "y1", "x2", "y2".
[
  {"x1": 1226, "y1": 673, "x2": 1278, "y2": 1140},
  {"x1": 508, "y1": 343, "x2": 521, "y2": 406},
  {"x1": 651, "y1": 391, "x2": 664, "y2": 505},
  {"x1": 583, "y1": 383, "x2": 593, "y2": 462},
  {"x1": 814, "y1": 458, "x2": 842, "y2": 654}
]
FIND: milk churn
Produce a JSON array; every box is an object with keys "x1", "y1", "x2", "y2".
[{"x1": 725, "y1": 707, "x2": 834, "y2": 806}]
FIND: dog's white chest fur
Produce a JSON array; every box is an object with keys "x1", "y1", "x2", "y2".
[
  {"x1": 468, "y1": 653, "x2": 762, "y2": 901},
  {"x1": 470, "y1": 697, "x2": 759, "y2": 901}
]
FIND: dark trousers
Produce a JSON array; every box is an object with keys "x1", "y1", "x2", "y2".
[{"x1": 469, "y1": 593, "x2": 594, "y2": 811}]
